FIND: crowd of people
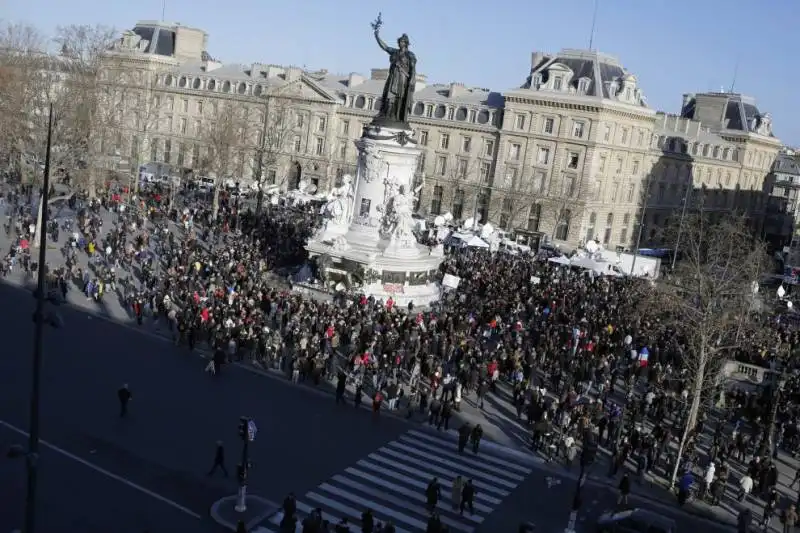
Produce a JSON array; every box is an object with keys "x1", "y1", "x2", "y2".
[{"x1": 4, "y1": 175, "x2": 800, "y2": 532}]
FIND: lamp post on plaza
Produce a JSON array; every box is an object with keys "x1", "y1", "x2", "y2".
[
  {"x1": 6, "y1": 102, "x2": 55, "y2": 533},
  {"x1": 630, "y1": 178, "x2": 654, "y2": 277},
  {"x1": 671, "y1": 183, "x2": 693, "y2": 270}
]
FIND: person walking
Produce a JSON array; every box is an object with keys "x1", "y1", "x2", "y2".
[
  {"x1": 425, "y1": 477, "x2": 441, "y2": 512},
  {"x1": 782, "y1": 504, "x2": 798, "y2": 533},
  {"x1": 460, "y1": 479, "x2": 476, "y2": 516},
  {"x1": 207, "y1": 441, "x2": 228, "y2": 477},
  {"x1": 470, "y1": 424, "x2": 484, "y2": 455},
  {"x1": 617, "y1": 473, "x2": 631, "y2": 506},
  {"x1": 451, "y1": 475, "x2": 464, "y2": 510},
  {"x1": 117, "y1": 383, "x2": 132, "y2": 418}
]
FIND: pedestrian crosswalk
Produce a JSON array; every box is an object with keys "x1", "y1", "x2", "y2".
[{"x1": 265, "y1": 428, "x2": 534, "y2": 533}]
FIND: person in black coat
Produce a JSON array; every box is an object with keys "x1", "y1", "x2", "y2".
[
  {"x1": 460, "y1": 479, "x2": 476, "y2": 515},
  {"x1": 117, "y1": 384, "x2": 132, "y2": 417},
  {"x1": 207, "y1": 441, "x2": 228, "y2": 477}
]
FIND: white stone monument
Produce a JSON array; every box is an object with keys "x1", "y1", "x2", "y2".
[
  {"x1": 306, "y1": 14, "x2": 443, "y2": 306},
  {"x1": 306, "y1": 123, "x2": 443, "y2": 306}
]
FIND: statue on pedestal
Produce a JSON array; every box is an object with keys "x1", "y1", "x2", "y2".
[
  {"x1": 322, "y1": 175, "x2": 354, "y2": 227},
  {"x1": 371, "y1": 13, "x2": 417, "y2": 126}
]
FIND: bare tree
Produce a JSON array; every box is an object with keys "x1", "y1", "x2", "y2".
[
  {"x1": 98, "y1": 57, "x2": 164, "y2": 195},
  {"x1": 439, "y1": 156, "x2": 483, "y2": 223},
  {"x1": 250, "y1": 94, "x2": 297, "y2": 215},
  {"x1": 49, "y1": 24, "x2": 117, "y2": 196},
  {"x1": 0, "y1": 22, "x2": 50, "y2": 180},
  {"x1": 638, "y1": 213, "x2": 772, "y2": 487},
  {"x1": 199, "y1": 99, "x2": 249, "y2": 218},
  {"x1": 488, "y1": 169, "x2": 541, "y2": 231}
]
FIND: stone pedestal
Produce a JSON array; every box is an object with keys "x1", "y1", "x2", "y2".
[{"x1": 306, "y1": 123, "x2": 443, "y2": 307}]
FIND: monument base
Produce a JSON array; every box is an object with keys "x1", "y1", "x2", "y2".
[
  {"x1": 306, "y1": 238, "x2": 443, "y2": 308},
  {"x1": 306, "y1": 122, "x2": 444, "y2": 308}
]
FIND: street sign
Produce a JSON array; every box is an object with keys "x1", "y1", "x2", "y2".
[{"x1": 247, "y1": 420, "x2": 257, "y2": 442}]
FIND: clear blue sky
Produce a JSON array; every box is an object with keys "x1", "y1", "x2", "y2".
[{"x1": 7, "y1": 0, "x2": 799, "y2": 145}]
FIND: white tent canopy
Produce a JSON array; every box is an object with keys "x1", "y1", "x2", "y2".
[
  {"x1": 549, "y1": 254, "x2": 621, "y2": 276},
  {"x1": 548, "y1": 256, "x2": 571, "y2": 266},
  {"x1": 465, "y1": 235, "x2": 490, "y2": 248}
]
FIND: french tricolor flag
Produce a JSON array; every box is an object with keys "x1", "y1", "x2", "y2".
[{"x1": 638, "y1": 347, "x2": 650, "y2": 367}]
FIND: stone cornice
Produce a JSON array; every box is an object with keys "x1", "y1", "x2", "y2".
[
  {"x1": 504, "y1": 91, "x2": 655, "y2": 122},
  {"x1": 719, "y1": 132, "x2": 782, "y2": 149}
]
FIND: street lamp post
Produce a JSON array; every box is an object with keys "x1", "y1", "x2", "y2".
[
  {"x1": 25, "y1": 102, "x2": 55, "y2": 533},
  {"x1": 629, "y1": 176, "x2": 657, "y2": 277},
  {"x1": 254, "y1": 97, "x2": 271, "y2": 217},
  {"x1": 671, "y1": 185, "x2": 692, "y2": 270}
]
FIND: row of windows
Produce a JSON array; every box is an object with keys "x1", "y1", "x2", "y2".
[
  {"x1": 585, "y1": 212, "x2": 633, "y2": 245},
  {"x1": 150, "y1": 94, "x2": 331, "y2": 134},
  {"x1": 161, "y1": 74, "x2": 270, "y2": 97},
  {"x1": 506, "y1": 113, "x2": 650, "y2": 150},
  {"x1": 504, "y1": 144, "x2": 583, "y2": 171},
  {"x1": 338, "y1": 93, "x2": 493, "y2": 129},
  {"x1": 417, "y1": 131, "x2": 496, "y2": 156},
  {"x1": 657, "y1": 136, "x2": 739, "y2": 162},
  {"x1": 411, "y1": 102, "x2": 498, "y2": 126}
]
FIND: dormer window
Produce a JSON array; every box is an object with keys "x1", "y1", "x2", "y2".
[
  {"x1": 532, "y1": 74, "x2": 543, "y2": 89},
  {"x1": 577, "y1": 78, "x2": 591, "y2": 94},
  {"x1": 624, "y1": 87, "x2": 632, "y2": 101},
  {"x1": 553, "y1": 77, "x2": 563, "y2": 90}
]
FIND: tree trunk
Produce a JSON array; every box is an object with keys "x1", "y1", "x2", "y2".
[
  {"x1": 132, "y1": 153, "x2": 141, "y2": 197},
  {"x1": 212, "y1": 184, "x2": 221, "y2": 220},
  {"x1": 255, "y1": 188, "x2": 264, "y2": 217},
  {"x1": 88, "y1": 170, "x2": 97, "y2": 199},
  {"x1": 670, "y1": 346, "x2": 706, "y2": 487},
  {"x1": 32, "y1": 193, "x2": 44, "y2": 249}
]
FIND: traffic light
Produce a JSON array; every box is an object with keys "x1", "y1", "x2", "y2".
[{"x1": 238, "y1": 417, "x2": 249, "y2": 440}]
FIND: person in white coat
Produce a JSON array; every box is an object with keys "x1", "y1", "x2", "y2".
[
  {"x1": 702, "y1": 462, "x2": 715, "y2": 499},
  {"x1": 738, "y1": 473, "x2": 754, "y2": 502}
]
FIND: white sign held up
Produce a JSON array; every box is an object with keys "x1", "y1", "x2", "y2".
[{"x1": 442, "y1": 274, "x2": 461, "y2": 289}]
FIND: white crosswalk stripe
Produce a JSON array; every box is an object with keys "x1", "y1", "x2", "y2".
[{"x1": 267, "y1": 428, "x2": 533, "y2": 533}]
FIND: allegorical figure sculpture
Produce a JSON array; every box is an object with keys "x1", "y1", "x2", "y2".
[
  {"x1": 382, "y1": 179, "x2": 424, "y2": 247},
  {"x1": 323, "y1": 174, "x2": 354, "y2": 227},
  {"x1": 371, "y1": 13, "x2": 416, "y2": 126}
]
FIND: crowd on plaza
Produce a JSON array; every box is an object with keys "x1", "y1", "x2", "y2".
[{"x1": 5, "y1": 175, "x2": 800, "y2": 532}]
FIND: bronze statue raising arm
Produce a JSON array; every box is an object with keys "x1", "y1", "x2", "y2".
[
  {"x1": 374, "y1": 29, "x2": 393, "y2": 54},
  {"x1": 371, "y1": 12, "x2": 392, "y2": 53}
]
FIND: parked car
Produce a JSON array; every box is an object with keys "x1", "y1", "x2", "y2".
[{"x1": 596, "y1": 509, "x2": 677, "y2": 533}]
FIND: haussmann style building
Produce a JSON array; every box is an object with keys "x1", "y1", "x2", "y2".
[{"x1": 96, "y1": 20, "x2": 784, "y2": 250}]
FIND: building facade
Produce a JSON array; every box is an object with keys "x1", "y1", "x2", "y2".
[
  {"x1": 764, "y1": 148, "x2": 800, "y2": 255},
  {"x1": 97, "y1": 21, "x2": 783, "y2": 248}
]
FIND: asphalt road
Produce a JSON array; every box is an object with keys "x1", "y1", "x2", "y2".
[
  {"x1": 0, "y1": 279, "x2": 414, "y2": 532},
  {"x1": 0, "y1": 423, "x2": 212, "y2": 533}
]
